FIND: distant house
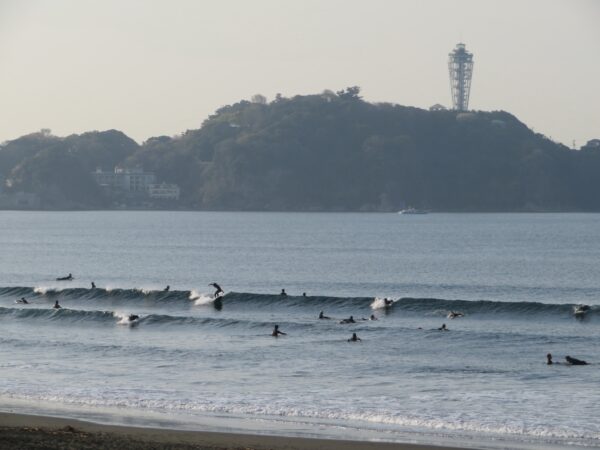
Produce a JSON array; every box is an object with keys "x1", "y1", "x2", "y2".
[
  {"x1": 148, "y1": 183, "x2": 180, "y2": 200},
  {"x1": 429, "y1": 104, "x2": 447, "y2": 111}
]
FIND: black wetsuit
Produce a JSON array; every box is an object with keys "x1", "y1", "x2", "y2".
[
  {"x1": 210, "y1": 283, "x2": 224, "y2": 298},
  {"x1": 566, "y1": 356, "x2": 588, "y2": 365}
]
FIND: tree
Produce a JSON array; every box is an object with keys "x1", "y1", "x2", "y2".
[{"x1": 251, "y1": 94, "x2": 267, "y2": 104}]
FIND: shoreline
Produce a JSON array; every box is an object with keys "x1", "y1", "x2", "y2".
[{"x1": 0, "y1": 411, "x2": 475, "y2": 450}]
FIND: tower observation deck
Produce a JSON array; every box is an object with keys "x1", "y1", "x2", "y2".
[{"x1": 448, "y1": 43, "x2": 474, "y2": 111}]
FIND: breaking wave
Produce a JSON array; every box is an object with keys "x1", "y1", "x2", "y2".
[{"x1": 0, "y1": 286, "x2": 597, "y2": 319}]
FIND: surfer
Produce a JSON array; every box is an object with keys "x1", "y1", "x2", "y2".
[
  {"x1": 280, "y1": 289, "x2": 287, "y2": 297},
  {"x1": 565, "y1": 355, "x2": 588, "y2": 365},
  {"x1": 574, "y1": 304, "x2": 590, "y2": 318},
  {"x1": 302, "y1": 292, "x2": 307, "y2": 297},
  {"x1": 53, "y1": 301, "x2": 61, "y2": 309},
  {"x1": 271, "y1": 325, "x2": 286, "y2": 337},
  {"x1": 448, "y1": 311, "x2": 464, "y2": 319},
  {"x1": 91, "y1": 282, "x2": 96, "y2": 289},
  {"x1": 164, "y1": 285, "x2": 170, "y2": 292},
  {"x1": 340, "y1": 316, "x2": 355, "y2": 324},
  {"x1": 128, "y1": 314, "x2": 139, "y2": 322},
  {"x1": 438, "y1": 323, "x2": 449, "y2": 331},
  {"x1": 384, "y1": 298, "x2": 393, "y2": 307},
  {"x1": 17, "y1": 297, "x2": 29, "y2": 304},
  {"x1": 547, "y1": 353, "x2": 554, "y2": 365},
  {"x1": 318, "y1": 311, "x2": 331, "y2": 319},
  {"x1": 209, "y1": 282, "x2": 224, "y2": 298},
  {"x1": 370, "y1": 314, "x2": 377, "y2": 321},
  {"x1": 56, "y1": 273, "x2": 73, "y2": 281},
  {"x1": 348, "y1": 333, "x2": 361, "y2": 342}
]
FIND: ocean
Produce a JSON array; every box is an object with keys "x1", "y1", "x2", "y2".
[{"x1": 0, "y1": 211, "x2": 599, "y2": 449}]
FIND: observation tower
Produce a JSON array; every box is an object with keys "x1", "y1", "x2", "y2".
[{"x1": 448, "y1": 43, "x2": 474, "y2": 111}]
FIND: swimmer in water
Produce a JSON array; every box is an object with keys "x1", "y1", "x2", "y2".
[
  {"x1": 370, "y1": 314, "x2": 377, "y2": 321},
  {"x1": 209, "y1": 282, "x2": 224, "y2": 298},
  {"x1": 280, "y1": 289, "x2": 287, "y2": 297},
  {"x1": 271, "y1": 325, "x2": 286, "y2": 337},
  {"x1": 547, "y1": 353, "x2": 554, "y2": 365},
  {"x1": 348, "y1": 333, "x2": 361, "y2": 342},
  {"x1": 318, "y1": 311, "x2": 331, "y2": 319},
  {"x1": 565, "y1": 355, "x2": 588, "y2": 365},
  {"x1": 438, "y1": 323, "x2": 448, "y2": 331},
  {"x1": 53, "y1": 301, "x2": 61, "y2": 309},
  {"x1": 340, "y1": 316, "x2": 355, "y2": 324},
  {"x1": 302, "y1": 292, "x2": 307, "y2": 297},
  {"x1": 56, "y1": 273, "x2": 73, "y2": 281},
  {"x1": 91, "y1": 281, "x2": 96, "y2": 289}
]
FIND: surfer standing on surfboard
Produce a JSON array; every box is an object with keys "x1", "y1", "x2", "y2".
[{"x1": 209, "y1": 282, "x2": 224, "y2": 298}]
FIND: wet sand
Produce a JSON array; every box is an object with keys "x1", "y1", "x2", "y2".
[{"x1": 0, "y1": 412, "x2": 475, "y2": 450}]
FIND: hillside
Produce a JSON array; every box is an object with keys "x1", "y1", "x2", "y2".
[{"x1": 1, "y1": 89, "x2": 599, "y2": 211}]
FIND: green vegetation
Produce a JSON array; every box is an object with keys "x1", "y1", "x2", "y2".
[{"x1": 1, "y1": 89, "x2": 599, "y2": 211}]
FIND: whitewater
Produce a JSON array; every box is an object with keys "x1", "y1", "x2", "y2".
[{"x1": 1, "y1": 211, "x2": 599, "y2": 449}]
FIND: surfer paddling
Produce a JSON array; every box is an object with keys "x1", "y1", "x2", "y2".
[
  {"x1": 566, "y1": 355, "x2": 588, "y2": 365},
  {"x1": 448, "y1": 311, "x2": 464, "y2": 319},
  {"x1": 56, "y1": 273, "x2": 73, "y2": 281}
]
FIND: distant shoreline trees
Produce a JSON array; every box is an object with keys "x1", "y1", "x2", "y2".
[{"x1": 1, "y1": 90, "x2": 598, "y2": 211}]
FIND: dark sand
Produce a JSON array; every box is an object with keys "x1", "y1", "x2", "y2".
[{"x1": 0, "y1": 412, "x2": 476, "y2": 450}]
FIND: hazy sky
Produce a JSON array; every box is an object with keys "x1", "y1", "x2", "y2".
[{"x1": 1, "y1": 0, "x2": 599, "y2": 146}]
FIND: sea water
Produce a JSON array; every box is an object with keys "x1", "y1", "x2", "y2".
[{"x1": 0, "y1": 211, "x2": 599, "y2": 449}]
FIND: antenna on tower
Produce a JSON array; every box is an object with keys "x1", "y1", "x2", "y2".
[{"x1": 448, "y1": 43, "x2": 474, "y2": 111}]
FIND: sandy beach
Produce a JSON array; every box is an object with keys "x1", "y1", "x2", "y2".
[{"x1": 0, "y1": 412, "x2": 475, "y2": 450}]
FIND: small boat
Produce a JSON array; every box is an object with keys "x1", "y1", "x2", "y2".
[{"x1": 398, "y1": 208, "x2": 428, "y2": 214}]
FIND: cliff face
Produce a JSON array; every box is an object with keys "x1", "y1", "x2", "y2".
[{"x1": 1, "y1": 92, "x2": 599, "y2": 211}]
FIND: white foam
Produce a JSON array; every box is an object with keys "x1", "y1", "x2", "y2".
[
  {"x1": 113, "y1": 312, "x2": 137, "y2": 325},
  {"x1": 193, "y1": 291, "x2": 215, "y2": 306},
  {"x1": 371, "y1": 297, "x2": 394, "y2": 310},
  {"x1": 34, "y1": 286, "x2": 60, "y2": 295},
  {"x1": 2, "y1": 389, "x2": 599, "y2": 443}
]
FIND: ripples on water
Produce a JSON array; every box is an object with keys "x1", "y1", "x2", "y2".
[{"x1": 0, "y1": 212, "x2": 599, "y2": 449}]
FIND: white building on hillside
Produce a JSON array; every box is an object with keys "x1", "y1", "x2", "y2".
[
  {"x1": 148, "y1": 183, "x2": 180, "y2": 200},
  {"x1": 92, "y1": 167, "x2": 156, "y2": 193}
]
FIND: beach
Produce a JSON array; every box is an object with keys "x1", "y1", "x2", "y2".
[{"x1": 0, "y1": 412, "x2": 470, "y2": 450}]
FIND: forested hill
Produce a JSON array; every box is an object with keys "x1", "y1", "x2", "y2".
[{"x1": 2, "y1": 89, "x2": 599, "y2": 211}]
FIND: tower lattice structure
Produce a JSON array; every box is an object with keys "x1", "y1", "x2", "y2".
[{"x1": 448, "y1": 43, "x2": 474, "y2": 111}]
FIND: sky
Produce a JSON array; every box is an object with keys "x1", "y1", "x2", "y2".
[{"x1": 1, "y1": 0, "x2": 599, "y2": 147}]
